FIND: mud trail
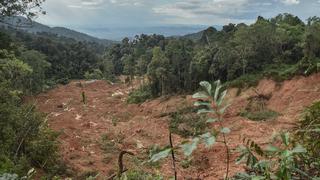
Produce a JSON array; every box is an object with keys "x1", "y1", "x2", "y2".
[{"x1": 31, "y1": 73, "x2": 320, "y2": 179}]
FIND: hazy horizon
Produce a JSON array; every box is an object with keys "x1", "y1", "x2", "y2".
[{"x1": 32, "y1": 0, "x2": 320, "y2": 40}]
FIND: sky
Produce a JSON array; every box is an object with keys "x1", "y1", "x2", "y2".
[{"x1": 36, "y1": 0, "x2": 320, "y2": 39}]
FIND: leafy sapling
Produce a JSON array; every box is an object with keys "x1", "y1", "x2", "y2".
[
  {"x1": 190, "y1": 80, "x2": 231, "y2": 179},
  {"x1": 150, "y1": 80, "x2": 231, "y2": 179}
]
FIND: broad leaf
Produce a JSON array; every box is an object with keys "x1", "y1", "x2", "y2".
[
  {"x1": 149, "y1": 148, "x2": 171, "y2": 162},
  {"x1": 221, "y1": 127, "x2": 231, "y2": 134},
  {"x1": 214, "y1": 80, "x2": 222, "y2": 102},
  {"x1": 181, "y1": 138, "x2": 200, "y2": 156},
  {"x1": 199, "y1": 81, "x2": 212, "y2": 95},
  {"x1": 197, "y1": 109, "x2": 214, "y2": 114},
  {"x1": 200, "y1": 132, "x2": 216, "y2": 147},
  {"x1": 217, "y1": 90, "x2": 227, "y2": 106},
  {"x1": 194, "y1": 101, "x2": 211, "y2": 107},
  {"x1": 192, "y1": 91, "x2": 209, "y2": 99}
]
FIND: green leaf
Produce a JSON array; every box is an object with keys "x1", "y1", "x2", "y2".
[
  {"x1": 214, "y1": 80, "x2": 222, "y2": 102},
  {"x1": 181, "y1": 138, "x2": 200, "y2": 156},
  {"x1": 217, "y1": 90, "x2": 227, "y2": 106},
  {"x1": 221, "y1": 127, "x2": 231, "y2": 134},
  {"x1": 149, "y1": 148, "x2": 171, "y2": 162},
  {"x1": 200, "y1": 133, "x2": 216, "y2": 147},
  {"x1": 265, "y1": 145, "x2": 280, "y2": 152},
  {"x1": 192, "y1": 91, "x2": 209, "y2": 99},
  {"x1": 280, "y1": 132, "x2": 290, "y2": 146},
  {"x1": 292, "y1": 144, "x2": 307, "y2": 153},
  {"x1": 194, "y1": 101, "x2": 211, "y2": 107},
  {"x1": 206, "y1": 118, "x2": 218, "y2": 123},
  {"x1": 197, "y1": 109, "x2": 214, "y2": 114},
  {"x1": 199, "y1": 81, "x2": 212, "y2": 95}
]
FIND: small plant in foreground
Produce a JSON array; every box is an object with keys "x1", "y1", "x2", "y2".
[
  {"x1": 235, "y1": 132, "x2": 314, "y2": 180},
  {"x1": 150, "y1": 80, "x2": 231, "y2": 179}
]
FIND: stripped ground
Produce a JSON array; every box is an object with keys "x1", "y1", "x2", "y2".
[{"x1": 30, "y1": 73, "x2": 320, "y2": 179}]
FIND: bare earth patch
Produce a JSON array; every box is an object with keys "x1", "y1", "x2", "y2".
[{"x1": 30, "y1": 73, "x2": 320, "y2": 179}]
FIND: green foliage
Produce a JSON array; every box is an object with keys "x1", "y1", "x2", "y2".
[
  {"x1": 19, "y1": 49, "x2": 51, "y2": 93},
  {"x1": 0, "y1": 0, "x2": 45, "y2": 19},
  {"x1": 169, "y1": 107, "x2": 207, "y2": 138},
  {"x1": 0, "y1": 101, "x2": 61, "y2": 176},
  {"x1": 240, "y1": 110, "x2": 279, "y2": 121},
  {"x1": 84, "y1": 69, "x2": 103, "y2": 80},
  {"x1": 150, "y1": 80, "x2": 230, "y2": 178},
  {"x1": 120, "y1": 170, "x2": 163, "y2": 180},
  {"x1": 235, "y1": 132, "x2": 318, "y2": 180},
  {"x1": 127, "y1": 85, "x2": 153, "y2": 104},
  {"x1": 295, "y1": 101, "x2": 320, "y2": 177}
]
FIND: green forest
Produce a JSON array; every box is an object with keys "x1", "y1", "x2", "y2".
[{"x1": 1, "y1": 0, "x2": 320, "y2": 179}]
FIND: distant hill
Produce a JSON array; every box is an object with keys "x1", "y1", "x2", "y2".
[
  {"x1": 0, "y1": 16, "x2": 116, "y2": 46},
  {"x1": 181, "y1": 25, "x2": 222, "y2": 41}
]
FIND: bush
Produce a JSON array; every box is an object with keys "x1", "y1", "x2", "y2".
[
  {"x1": 56, "y1": 78, "x2": 69, "y2": 85},
  {"x1": 295, "y1": 101, "x2": 320, "y2": 177},
  {"x1": 240, "y1": 109, "x2": 279, "y2": 121},
  {"x1": 84, "y1": 69, "x2": 104, "y2": 80},
  {"x1": 169, "y1": 107, "x2": 207, "y2": 138},
  {"x1": 297, "y1": 57, "x2": 320, "y2": 75},
  {"x1": 0, "y1": 85, "x2": 62, "y2": 177},
  {"x1": 127, "y1": 85, "x2": 153, "y2": 104},
  {"x1": 225, "y1": 73, "x2": 262, "y2": 89},
  {"x1": 263, "y1": 63, "x2": 299, "y2": 82}
]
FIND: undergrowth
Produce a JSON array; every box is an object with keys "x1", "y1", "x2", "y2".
[
  {"x1": 240, "y1": 109, "x2": 279, "y2": 121},
  {"x1": 127, "y1": 84, "x2": 153, "y2": 104},
  {"x1": 169, "y1": 107, "x2": 207, "y2": 138},
  {"x1": 295, "y1": 101, "x2": 320, "y2": 177}
]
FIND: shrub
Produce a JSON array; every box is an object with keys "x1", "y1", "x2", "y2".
[
  {"x1": 295, "y1": 101, "x2": 320, "y2": 177},
  {"x1": 225, "y1": 73, "x2": 262, "y2": 89},
  {"x1": 84, "y1": 69, "x2": 104, "y2": 80},
  {"x1": 127, "y1": 85, "x2": 153, "y2": 104},
  {"x1": 0, "y1": 85, "x2": 62, "y2": 177},
  {"x1": 240, "y1": 109, "x2": 279, "y2": 121},
  {"x1": 56, "y1": 78, "x2": 69, "y2": 85},
  {"x1": 169, "y1": 107, "x2": 207, "y2": 138},
  {"x1": 263, "y1": 63, "x2": 299, "y2": 82}
]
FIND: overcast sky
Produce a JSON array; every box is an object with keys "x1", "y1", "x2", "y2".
[{"x1": 36, "y1": 0, "x2": 320, "y2": 39}]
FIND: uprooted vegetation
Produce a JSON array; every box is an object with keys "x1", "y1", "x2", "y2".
[{"x1": 240, "y1": 91, "x2": 279, "y2": 121}]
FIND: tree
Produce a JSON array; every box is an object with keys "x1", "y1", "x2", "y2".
[
  {"x1": 0, "y1": 0, "x2": 45, "y2": 24},
  {"x1": 147, "y1": 47, "x2": 172, "y2": 95},
  {"x1": 0, "y1": 50, "x2": 33, "y2": 92},
  {"x1": 122, "y1": 54, "x2": 135, "y2": 83},
  {"x1": 19, "y1": 49, "x2": 50, "y2": 93}
]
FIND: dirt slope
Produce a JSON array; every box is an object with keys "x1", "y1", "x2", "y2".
[{"x1": 31, "y1": 73, "x2": 320, "y2": 179}]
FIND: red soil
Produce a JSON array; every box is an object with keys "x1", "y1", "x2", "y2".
[{"x1": 31, "y1": 73, "x2": 320, "y2": 179}]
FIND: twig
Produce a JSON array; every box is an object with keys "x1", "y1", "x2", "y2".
[
  {"x1": 116, "y1": 150, "x2": 134, "y2": 179},
  {"x1": 169, "y1": 132, "x2": 177, "y2": 180}
]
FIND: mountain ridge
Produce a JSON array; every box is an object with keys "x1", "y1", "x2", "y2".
[{"x1": 0, "y1": 16, "x2": 116, "y2": 46}]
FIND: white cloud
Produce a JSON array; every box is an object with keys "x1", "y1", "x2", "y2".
[
  {"x1": 109, "y1": 0, "x2": 145, "y2": 6},
  {"x1": 153, "y1": 0, "x2": 250, "y2": 17},
  {"x1": 152, "y1": 0, "x2": 254, "y2": 25},
  {"x1": 280, "y1": 0, "x2": 300, "y2": 5}
]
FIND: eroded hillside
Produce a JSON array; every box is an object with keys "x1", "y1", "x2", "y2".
[{"x1": 30, "y1": 73, "x2": 320, "y2": 179}]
